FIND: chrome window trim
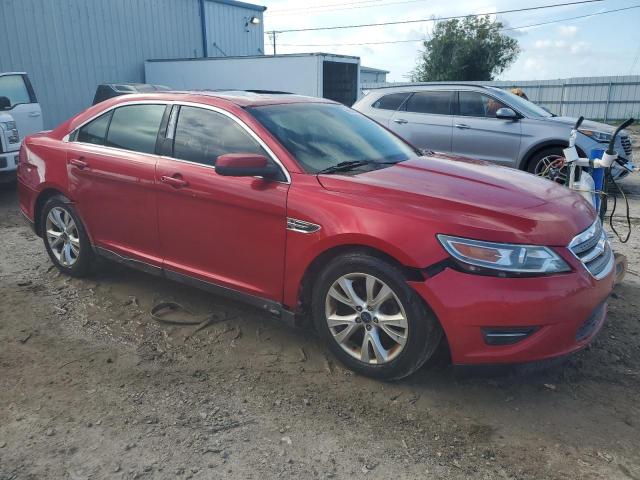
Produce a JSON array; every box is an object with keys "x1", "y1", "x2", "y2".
[
  {"x1": 67, "y1": 141, "x2": 163, "y2": 163},
  {"x1": 66, "y1": 99, "x2": 291, "y2": 184}
]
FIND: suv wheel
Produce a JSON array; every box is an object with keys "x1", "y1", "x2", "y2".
[
  {"x1": 41, "y1": 195, "x2": 93, "y2": 277},
  {"x1": 312, "y1": 253, "x2": 442, "y2": 380},
  {"x1": 527, "y1": 147, "x2": 567, "y2": 184}
]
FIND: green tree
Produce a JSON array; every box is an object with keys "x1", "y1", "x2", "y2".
[{"x1": 411, "y1": 16, "x2": 520, "y2": 82}]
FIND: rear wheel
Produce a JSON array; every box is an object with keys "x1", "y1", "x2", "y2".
[
  {"x1": 41, "y1": 195, "x2": 93, "y2": 277},
  {"x1": 527, "y1": 147, "x2": 567, "y2": 184},
  {"x1": 312, "y1": 253, "x2": 442, "y2": 380}
]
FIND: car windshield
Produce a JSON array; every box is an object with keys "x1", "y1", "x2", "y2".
[
  {"x1": 248, "y1": 103, "x2": 417, "y2": 173},
  {"x1": 487, "y1": 87, "x2": 554, "y2": 118}
]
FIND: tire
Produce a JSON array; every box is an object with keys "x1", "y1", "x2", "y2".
[
  {"x1": 526, "y1": 147, "x2": 567, "y2": 184},
  {"x1": 41, "y1": 195, "x2": 93, "y2": 277},
  {"x1": 311, "y1": 252, "x2": 442, "y2": 380}
]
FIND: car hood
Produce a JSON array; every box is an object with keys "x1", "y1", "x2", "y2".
[
  {"x1": 541, "y1": 116, "x2": 616, "y2": 133},
  {"x1": 317, "y1": 154, "x2": 596, "y2": 246}
]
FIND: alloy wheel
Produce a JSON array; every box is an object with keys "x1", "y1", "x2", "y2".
[
  {"x1": 45, "y1": 206, "x2": 80, "y2": 267},
  {"x1": 534, "y1": 154, "x2": 567, "y2": 184},
  {"x1": 324, "y1": 273, "x2": 408, "y2": 365}
]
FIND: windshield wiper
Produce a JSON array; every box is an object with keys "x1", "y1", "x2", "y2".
[{"x1": 316, "y1": 160, "x2": 371, "y2": 175}]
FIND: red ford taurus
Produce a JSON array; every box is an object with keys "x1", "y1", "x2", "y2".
[{"x1": 17, "y1": 91, "x2": 614, "y2": 379}]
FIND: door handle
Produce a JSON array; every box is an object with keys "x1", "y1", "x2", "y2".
[
  {"x1": 160, "y1": 175, "x2": 189, "y2": 188},
  {"x1": 28, "y1": 111, "x2": 41, "y2": 117},
  {"x1": 69, "y1": 157, "x2": 88, "y2": 169},
  {"x1": 455, "y1": 123, "x2": 470, "y2": 129},
  {"x1": 393, "y1": 118, "x2": 408, "y2": 124}
]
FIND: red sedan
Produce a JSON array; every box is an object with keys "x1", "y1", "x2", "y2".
[{"x1": 17, "y1": 92, "x2": 614, "y2": 379}]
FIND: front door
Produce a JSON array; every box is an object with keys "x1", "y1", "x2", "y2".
[
  {"x1": 0, "y1": 74, "x2": 43, "y2": 139},
  {"x1": 451, "y1": 90, "x2": 522, "y2": 166},
  {"x1": 155, "y1": 105, "x2": 289, "y2": 301},
  {"x1": 389, "y1": 90, "x2": 454, "y2": 152},
  {"x1": 66, "y1": 103, "x2": 167, "y2": 265}
]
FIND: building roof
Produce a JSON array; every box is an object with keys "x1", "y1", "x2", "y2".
[
  {"x1": 208, "y1": 0, "x2": 267, "y2": 12},
  {"x1": 360, "y1": 66, "x2": 390, "y2": 74}
]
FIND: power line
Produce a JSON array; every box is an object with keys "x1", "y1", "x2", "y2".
[
  {"x1": 267, "y1": 0, "x2": 429, "y2": 16},
  {"x1": 268, "y1": 0, "x2": 603, "y2": 33},
  {"x1": 268, "y1": 0, "x2": 385, "y2": 14},
  {"x1": 275, "y1": 5, "x2": 639, "y2": 47}
]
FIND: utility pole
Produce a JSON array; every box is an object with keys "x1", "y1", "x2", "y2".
[{"x1": 271, "y1": 30, "x2": 277, "y2": 55}]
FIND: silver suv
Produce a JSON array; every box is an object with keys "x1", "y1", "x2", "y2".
[{"x1": 353, "y1": 84, "x2": 634, "y2": 180}]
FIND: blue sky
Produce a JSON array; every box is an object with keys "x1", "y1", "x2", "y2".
[{"x1": 260, "y1": 0, "x2": 640, "y2": 81}]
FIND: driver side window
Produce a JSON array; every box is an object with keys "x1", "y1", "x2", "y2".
[
  {"x1": 458, "y1": 91, "x2": 507, "y2": 118},
  {"x1": 172, "y1": 106, "x2": 267, "y2": 166}
]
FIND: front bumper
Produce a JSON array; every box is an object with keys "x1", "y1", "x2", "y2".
[{"x1": 410, "y1": 253, "x2": 615, "y2": 365}]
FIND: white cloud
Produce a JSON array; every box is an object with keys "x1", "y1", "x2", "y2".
[{"x1": 558, "y1": 25, "x2": 578, "y2": 37}]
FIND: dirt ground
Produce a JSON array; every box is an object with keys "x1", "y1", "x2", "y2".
[{"x1": 2, "y1": 146, "x2": 640, "y2": 479}]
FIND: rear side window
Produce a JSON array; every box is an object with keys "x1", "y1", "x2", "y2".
[
  {"x1": 0, "y1": 74, "x2": 33, "y2": 108},
  {"x1": 172, "y1": 106, "x2": 266, "y2": 166},
  {"x1": 76, "y1": 111, "x2": 112, "y2": 145},
  {"x1": 458, "y1": 91, "x2": 507, "y2": 118},
  {"x1": 404, "y1": 91, "x2": 452, "y2": 115},
  {"x1": 371, "y1": 93, "x2": 410, "y2": 111},
  {"x1": 106, "y1": 104, "x2": 166, "y2": 154}
]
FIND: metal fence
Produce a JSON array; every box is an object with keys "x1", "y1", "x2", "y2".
[{"x1": 361, "y1": 75, "x2": 640, "y2": 122}]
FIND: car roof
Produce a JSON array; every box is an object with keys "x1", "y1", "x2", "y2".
[
  {"x1": 366, "y1": 83, "x2": 494, "y2": 94},
  {"x1": 100, "y1": 83, "x2": 171, "y2": 93},
  {"x1": 104, "y1": 90, "x2": 337, "y2": 108}
]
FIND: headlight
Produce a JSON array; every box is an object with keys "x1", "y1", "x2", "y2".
[
  {"x1": 437, "y1": 235, "x2": 571, "y2": 276},
  {"x1": 578, "y1": 128, "x2": 612, "y2": 143},
  {"x1": 0, "y1": 121, "x2": 19, "y2": 143},
  {"x1": 0, "y1": 120, "x2": 17, "y2": 131}
]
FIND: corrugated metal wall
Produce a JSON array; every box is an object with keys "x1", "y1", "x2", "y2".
[
  {"x1": 362, "y1": 76, "x2": 640, "y2": 122},
  {"x1": 204, "y1": 1, "x2": 265, "y2": 57},
  {"x1": 0, "y1": 0, "x2": 264, "y2": 129}
]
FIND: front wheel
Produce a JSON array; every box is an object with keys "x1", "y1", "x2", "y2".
[
  {"x1": 527, "y1": 147, "x2": 567, "y2": 184},
  {"x1": 312, "y1": 253, "x2": 442, "y2": 380}
]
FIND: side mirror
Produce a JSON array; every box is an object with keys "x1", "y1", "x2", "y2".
[
  {"x1": 0, "y1": 96, "x2": 11, "y2": 110},
  {"x1": 496, "y1": 107, "x2": 518, "y2": 120},
  {"x1": 215, "y1": 153, "x2": 280, "y2": 179}
]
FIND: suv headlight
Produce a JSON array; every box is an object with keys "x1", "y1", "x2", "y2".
[
  {"x1": 578, "y1": 128, "x2": 612, "y2": 143},
  {"x1": 437, "y1": 235, "x2": 571, "y2": 276}
]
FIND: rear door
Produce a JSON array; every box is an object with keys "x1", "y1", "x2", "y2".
[
  {"x1": 365, "y1": 92, "x2": 411, "y2": 128},
  {"x1": 389, "y1": 90, "x2": 453, "y2": 152},
  {"x1": 155, "y1": 105, "x2": 289, "y2": 301},
  {"x1": 67, "y1": 103, "x2": 167, "y2": 266},
  {"x1": 451, "y1": 90, "x2": 521, "y2": 166},
  {"x1": 0, "y1": 74, "x2": 42, "y2": 139}
]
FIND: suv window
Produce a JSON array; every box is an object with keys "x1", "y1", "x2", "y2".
[
  {"x1": 371, "y1": 93, "x2": 410, "y2": 111},
  {"x1": 405, "y1": 91, "x2": 452, "y2": 115},
  {"x1": 0, "y1": 74, "x2": 33, "y2": 108},
  {"x1": 106, "y1": 104, "x2": 166, "y2": 154},
  {"x1": 173, "y1": 106, "x2": 266, "y2": 166},
  {"x1": 76, "y1": 111, "x2": 112, "y2": 145},
  {"x1": 458, "y1": 91, "x2": 507, "y2": 118}
]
